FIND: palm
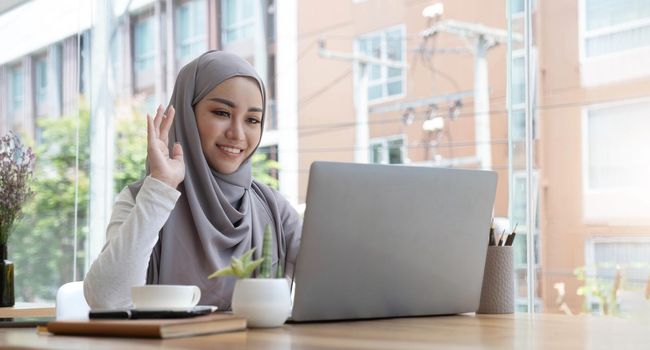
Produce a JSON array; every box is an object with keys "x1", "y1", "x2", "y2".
[{"x1": 147, "y1": 105, "x2": 185, "y2": 188}]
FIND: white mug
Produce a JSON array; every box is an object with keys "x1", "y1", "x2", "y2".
[{"x1": 131, "y1": 285, "x2": 201, "y2": 309}]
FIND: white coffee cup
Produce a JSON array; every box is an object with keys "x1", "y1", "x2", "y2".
[{"x1": 131, "y1": 285, "x2": 201, "y2": 309}]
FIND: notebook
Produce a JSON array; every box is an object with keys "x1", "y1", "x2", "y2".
[
  {"x1": 46, "y1": 313, "x2": 246, "y2": 339},
  {"x1": 290, "y1": 161, "x2": 497, "y2": 321}
]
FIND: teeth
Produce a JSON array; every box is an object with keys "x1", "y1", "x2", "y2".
[{"x1": 220, "y1": 146, "x2": 242, "y2": 154}]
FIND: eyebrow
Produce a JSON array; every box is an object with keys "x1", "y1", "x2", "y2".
[{"x1": 208, "y1": 97, "x2": 263, "y2": 113}]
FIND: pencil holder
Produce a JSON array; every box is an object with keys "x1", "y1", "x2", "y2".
[{"x1": 477, "y1": 246, "x2": 514, "y2": 314}]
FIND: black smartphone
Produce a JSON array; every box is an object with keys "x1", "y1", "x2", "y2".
[{"x1": 89, "y1": 305, "x2": 217, "y2": 320}]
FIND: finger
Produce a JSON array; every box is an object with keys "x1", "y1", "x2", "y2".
[
  {"x1": 160, "y1": 105, "x2": 175, "y2": 144},
  {"x1": 172, "y1": 142, "x2": 184, "y2": 161},
  {"x1": 146, "y1": 113, "x2": 156, "y2": 146},
  {"x1": 153, "y1": 104, "x2": 164, "y2": 136}
]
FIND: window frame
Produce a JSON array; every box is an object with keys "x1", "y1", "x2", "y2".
[
  {"x1": 369, "y1": 134, "x2": 406, "y2": 165},
  {"x1": 175, "y1": 0, "x2": 207, "y2": 62},
  {"x1": 581, "y1": 97, "x2": 650, "y2": 194},
  {"x1": 579, "y1": 0, "x2": 650, "y2": 61},
  {"x1": 7, "y1": 63, "x2": 24, "y2": 127},
  {"x1": 355, "y1": 24, "x2": 407, "y2": 105},
  {"x1": 221, "y1": 0, "x2": 255, "y2": 45},
  {"x1": 133, "y1": 14, "x2": 156, "y2": 73}
]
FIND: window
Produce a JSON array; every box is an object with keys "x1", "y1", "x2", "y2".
[
  {"x1": 221, "y1": 0, "x2": 255, "y2": 44},
  {"x1": 34, "y1": 56, "x2": 48, "y2": 112},
  {"x1": 511, "y1": 0, "x2": 525, "y2": 15},
  {"x1": 356, "y1": 26, "x2": 406, "y2": 102},
  {"x1": 585, "y1": 237, "x2": 650, "y2": 316},
  {"x1": 369, "y1": 136, "x2": 405, "y2": 164},
  {"x1": 582, "y1": 0, "x2": 650, "y2": 58},
  {"x1": 176, "y1": 0, "x2": 207, "y2": 61},
  {"x1": 8, "y1": 65, "x2": 24, "y2": 127},
  {"x1": 584, "y1": 100, "x2": 650, "y2": 190},
  {"x1": 134, "y1": 16, "x2": 155, "y2": 72},
  {"x1": 510, "y1": 51, "x2": 538, "y2": 141}
]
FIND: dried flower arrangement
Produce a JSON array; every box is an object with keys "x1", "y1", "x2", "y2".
[{"x1": 0, "y1": 132, "x2": 35, "y2": 245}]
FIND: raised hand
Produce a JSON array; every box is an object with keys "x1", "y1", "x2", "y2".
[{"x1": 147, "y1": 105, "x2": 185, "y2": 188}]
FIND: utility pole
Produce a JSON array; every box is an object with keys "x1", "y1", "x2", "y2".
[
  {"x1": 319, "y1": 41, "x2": 407, "y2": 163},
  {"x1": 421, "y1": 19, "x2": 522, "y2": 170}
]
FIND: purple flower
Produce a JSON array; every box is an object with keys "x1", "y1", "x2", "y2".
[{"x1": 0, "y1": 132, "x2": 36, "y2": 244}]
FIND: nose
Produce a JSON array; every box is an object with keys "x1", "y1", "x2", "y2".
[{"x1": 225, "y1": 116, "x2": 244, "y2": 140}]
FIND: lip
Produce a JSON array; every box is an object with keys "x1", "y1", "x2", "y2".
[{"x1": 217, "y1": 144, "x2": 245, "y2": 158}]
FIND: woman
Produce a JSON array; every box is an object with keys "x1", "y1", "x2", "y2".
[{"x1": 83, "y1": 51, "x2": 302, "y2": 310}]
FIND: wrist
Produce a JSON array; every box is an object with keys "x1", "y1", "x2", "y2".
[{"x1": 150, "y1": 174, "x2": 180, "y2": 189}]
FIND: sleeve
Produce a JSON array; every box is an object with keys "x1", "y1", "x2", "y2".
[
  {"x1": 273, "y1": 190, "x2": 302, "y2": 281},
  {"x1": 83, "y1": 176, "x2": 181, "y2": 309}
]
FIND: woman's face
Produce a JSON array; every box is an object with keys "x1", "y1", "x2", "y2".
[{"x1": 194, "y1": 76, "x2": 263, "y2": 174}]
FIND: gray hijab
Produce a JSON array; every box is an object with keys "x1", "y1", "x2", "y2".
[{"x1": 129, "y1": 51, "x2": 288, "y2": 310}]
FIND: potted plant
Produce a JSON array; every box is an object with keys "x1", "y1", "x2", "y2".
[
  {"x1": 0, "y1": 132, "x2": 35, "y2": 307},
  {"x1": 209, "y1": 224, "x2": 291, "y2": 328}
]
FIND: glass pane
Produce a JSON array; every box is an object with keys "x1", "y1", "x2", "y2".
[
  {"x1": 368, "y1": 84, "x2": 382, "y2": 100},
  {"x1": 511, "y1": 56, "x2": 525, "y2": 105},
  {"x1": 387, "y1": 139, "x2": 403, "y2": 164},
  {"x1": 587, "y1": 101, "x2": 650, "y2": 189},
  {"x1": 386, "y1": 80, "x2": 402, "y2": 96},
  {"x1": 585, "y1": 25, "x2": 650, "y2": 57},
  {"x1": 585, "y1": 0, "x2": 650, "y2": 31},
  {"x1": 370, "y1": 143, "x2": 384, "y2": 163},
  {"x1": 10, "y1": 66, "x2": 24, "y2": 111}
]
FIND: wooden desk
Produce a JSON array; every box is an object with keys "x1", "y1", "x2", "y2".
[
  {"x1": 0, "y1": 302, "x2": 55, "y2": 318},
  {"x1": 0, "y1": 313, "x2": 649, "y2": 349}
]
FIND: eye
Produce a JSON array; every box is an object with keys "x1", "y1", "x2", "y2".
[
  {"x1": 212, "y1": 110, "x2": 231, "y2": 118},
  {"x1": 247, "y1": 117, "x2": 261, "y2": 125}
]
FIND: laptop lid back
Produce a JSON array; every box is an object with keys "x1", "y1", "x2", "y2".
[{"x1": 291, "y1": 161, "x2": 497, "y2": 321}]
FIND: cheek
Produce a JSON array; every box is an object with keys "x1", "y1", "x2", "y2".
[{"x1": 246, "y1": 128, "x2": 262, "y2": 149}]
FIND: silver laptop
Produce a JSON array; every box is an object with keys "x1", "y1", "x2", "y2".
[{"x1": 290, "y1": 161, "x2": 497, "y2": 322}]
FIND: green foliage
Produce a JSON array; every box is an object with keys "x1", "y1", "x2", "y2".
[
  {"x1": 252, "y1": 153, "x2": 279, "y2": 189},
  {"x1": 9, "y1": 108, "x2": 147, "y2": 301},
  {"x1": 208, "y1": 224, "x2": 282, "y2": 279},
  {"x1": 259, "y1": 225, "x2": 273, "y2": 278},
  {"x1": 10, "y1": 110, "x2": 91, "y2": 301},
  {"x1": 208, "y1": 247, "x2": 265, "y2": 279},
  {"x1": 113, "y1": 114, "x2": 147, "y2": 191},
  {"x1": 574, "y1": 263, "x2": 628, "y2": 316}
]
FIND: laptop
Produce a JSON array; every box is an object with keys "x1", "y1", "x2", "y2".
[{"x1": 290, "y1": 161, "x2": 497, "y2": 322}]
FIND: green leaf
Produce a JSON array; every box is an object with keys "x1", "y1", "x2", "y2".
[
  {"x1": 231, "y1": 256, "x2": 245, "y2": 277},
  {"x1": 259, "y1": 224, "x2": 273, "y2": 278},
  {"x1": 208, "y1": 266, "x2": 234, "y2": 279},
  {"x1": 242, "y1": 258, "x2": 265, "y2": 278},
  {"x1": 240, "y1": 248, "x2": 256, "y2": 265}
]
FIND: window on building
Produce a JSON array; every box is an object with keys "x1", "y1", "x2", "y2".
[
  {"x1": 585, "y1": 238, "x2": 650, "y2": 316},
  {"x1": 583, "y1": 0, "x2": 650, "y2": 58},
  {"x1": 176, "y1": 0, "x2": 207, "y2": 61},
  {"x1": 356, "y1": 25, "x2": 406, "y2": 102},
  {"x1": 134, "y1": 16, "x2": 155, "y2": 72},
  {"x1": 511, "y1": 0, "x2": 525, "y2": 15},
  {"x1": 369, "y1": 136, "x2": 405, "y2": 164},
  {"x1": 221, "y1": 0, "x2": 255, "y2": 44},
  {"x1": 8, "y1": 65, "x2": 24, "y2": 127},
  {"x1": 585, "y1": 100, "x2": 650, "y2": 190},
  {"x1": 34, "y1": 55, "x2": 48, "y2": 113},
  {"x1": 510, "y1": 51, "x2": 537, "y2": 141}
]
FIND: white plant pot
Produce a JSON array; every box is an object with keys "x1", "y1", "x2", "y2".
[{"x1": 232, "y1": 278, "x2": 292, "y2": 328}]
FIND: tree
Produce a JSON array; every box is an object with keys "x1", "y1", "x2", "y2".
[{"x1": 10, "y1": 111, "x2": 91, "y2": 301}]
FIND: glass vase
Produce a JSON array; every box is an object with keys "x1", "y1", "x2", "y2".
[{"x1": 0, "y1": 244, "x2": 14, "y2": 307}]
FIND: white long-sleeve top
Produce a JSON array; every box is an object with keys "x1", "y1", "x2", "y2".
[{"x1": 83, "y1": 176, "x2": 181, "y2": 309}]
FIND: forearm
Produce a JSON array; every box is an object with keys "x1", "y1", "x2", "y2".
[{"x1": 83, "y1": 176, "x2": 180, "y2": 309}]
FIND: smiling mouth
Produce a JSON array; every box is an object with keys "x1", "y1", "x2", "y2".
[{"x1": 218, "y1": 145, "x2": 243, "y2": 155}]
